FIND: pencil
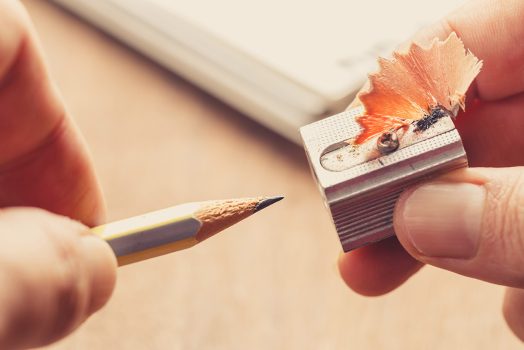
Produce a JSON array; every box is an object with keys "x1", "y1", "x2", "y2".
[{"x1": 91, "y1": 196, "x2": 283, "y2": 266}]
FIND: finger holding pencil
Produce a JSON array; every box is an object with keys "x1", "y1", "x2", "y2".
[{"x1": 92, "y1": 196, "x2": 283, "y2": 266}]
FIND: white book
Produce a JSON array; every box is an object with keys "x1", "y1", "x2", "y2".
[{"x1": 51, "y1": 0, "x2": 464, "y2": 143}]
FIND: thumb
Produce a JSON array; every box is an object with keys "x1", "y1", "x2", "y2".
[
  {"x1": 0, "y1": 207, "x2": 117, "y2": 350},
  {"x1": 394, "y1": 167, "x2": 524, "y2": 287}
]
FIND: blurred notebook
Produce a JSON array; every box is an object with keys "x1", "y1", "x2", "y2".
[{"x1": 51, "y1": 0, "x2": 463, "y2": 143}]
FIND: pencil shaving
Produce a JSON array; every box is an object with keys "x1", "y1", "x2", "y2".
[{"x1": 353, "y1": 32, "x2": 482, "y2": 145}]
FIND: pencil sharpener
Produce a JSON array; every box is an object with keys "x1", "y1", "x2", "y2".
[{"x1": 300, "y1": 106, "x2": 468, "y2": 252}]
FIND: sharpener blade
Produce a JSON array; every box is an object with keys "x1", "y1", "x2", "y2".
[{"x1": 300, "y1": 107, "x2": 468, "y2": 251}]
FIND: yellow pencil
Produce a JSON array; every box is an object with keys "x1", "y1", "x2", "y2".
[{"x1": 91, "y1": 196, "x2": 283, "y2": 266}]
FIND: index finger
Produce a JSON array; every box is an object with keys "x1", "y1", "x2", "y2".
[{"x1": 0, "y1": 1, "x2": 104, "y2": 225}]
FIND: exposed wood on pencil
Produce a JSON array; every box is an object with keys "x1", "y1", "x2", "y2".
[{"x1": 195, "y1": 196, "x2": 283, "y2": 241}]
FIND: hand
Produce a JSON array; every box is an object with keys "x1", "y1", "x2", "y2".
[
  {"x1": 338, "y1": 0, "x2": 524, "y2": 341},
  {"x1": 0, "y1": 1, "x2": 116, "y2": 349}
]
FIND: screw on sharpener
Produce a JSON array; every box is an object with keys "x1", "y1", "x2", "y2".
[
  {"x1": 300, "y1": 106, "x2": 468, "y2": 252},
  {"x1": 377, "y1": 131, "x2": 399, "y2": 154}
]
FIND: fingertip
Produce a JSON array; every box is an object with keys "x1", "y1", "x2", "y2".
[
  {"x1": 0, "y1": 209, "x2": 114, "y2": 349},
  {"x1": 0, "y1": 0, "x2": 29, "y2": 80},
  {"x1": 338, "y1": 252, "x2": 382, "y2": 296},
  {"x1": 503, "y1": 288, "x2": 524, "y2": 342},
  {"x1": 80, "y1": 235, "x2": 117, "y2": 314},
  {"x1": 338, "y1": 238, "x2": 423, "y2": 297}
]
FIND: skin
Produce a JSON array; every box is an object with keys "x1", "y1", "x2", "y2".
[
  {"x1": 338, "y1": 0, "x2": 524, "y2": 341},
  {"x1": 1, "y1": 0, "x2": 523, "y2": 347},
  {"x1": 0, "y1": 1, "x2": 116, "y2": 349}
]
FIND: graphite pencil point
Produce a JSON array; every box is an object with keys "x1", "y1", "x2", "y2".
[{"x1": 254, "y1": 196, "x2": 284, "y2": 213}]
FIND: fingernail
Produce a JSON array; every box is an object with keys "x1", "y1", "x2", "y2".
[{"x1": 397, "y1": 182, "x2": 485, "y2": 259}]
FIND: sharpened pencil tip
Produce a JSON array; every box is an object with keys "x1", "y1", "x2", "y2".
[{"x1": 254, "y1": 196, "x2": 284, "y2": 213}]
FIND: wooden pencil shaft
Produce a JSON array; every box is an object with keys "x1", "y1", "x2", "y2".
[
  {"x1": 91, "y1": 202, "x2": 202, "y2": 260},
  {"x1": 90, "y1": 197, "x2": 281, "y2": 266},
  {"x1": 116, "y1": 238, "x2": 197, "y2": 266}
]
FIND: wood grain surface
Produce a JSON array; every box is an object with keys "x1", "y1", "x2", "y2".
[{"x1": 20, "y1": 1, "x2": 521, "y2": 349}]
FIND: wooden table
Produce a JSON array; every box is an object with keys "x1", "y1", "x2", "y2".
[{"x1": 21, "y1": 1, "x2": 521, "y2": 349}]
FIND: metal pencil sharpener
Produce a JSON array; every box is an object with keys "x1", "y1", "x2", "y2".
[{"x1": 300, "y1": 107, "x2": 468, "y2": 252}]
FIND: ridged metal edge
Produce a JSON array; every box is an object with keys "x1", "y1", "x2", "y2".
[{"x1": 333, "y1": 154, "x2": 467, "y2": 252}]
